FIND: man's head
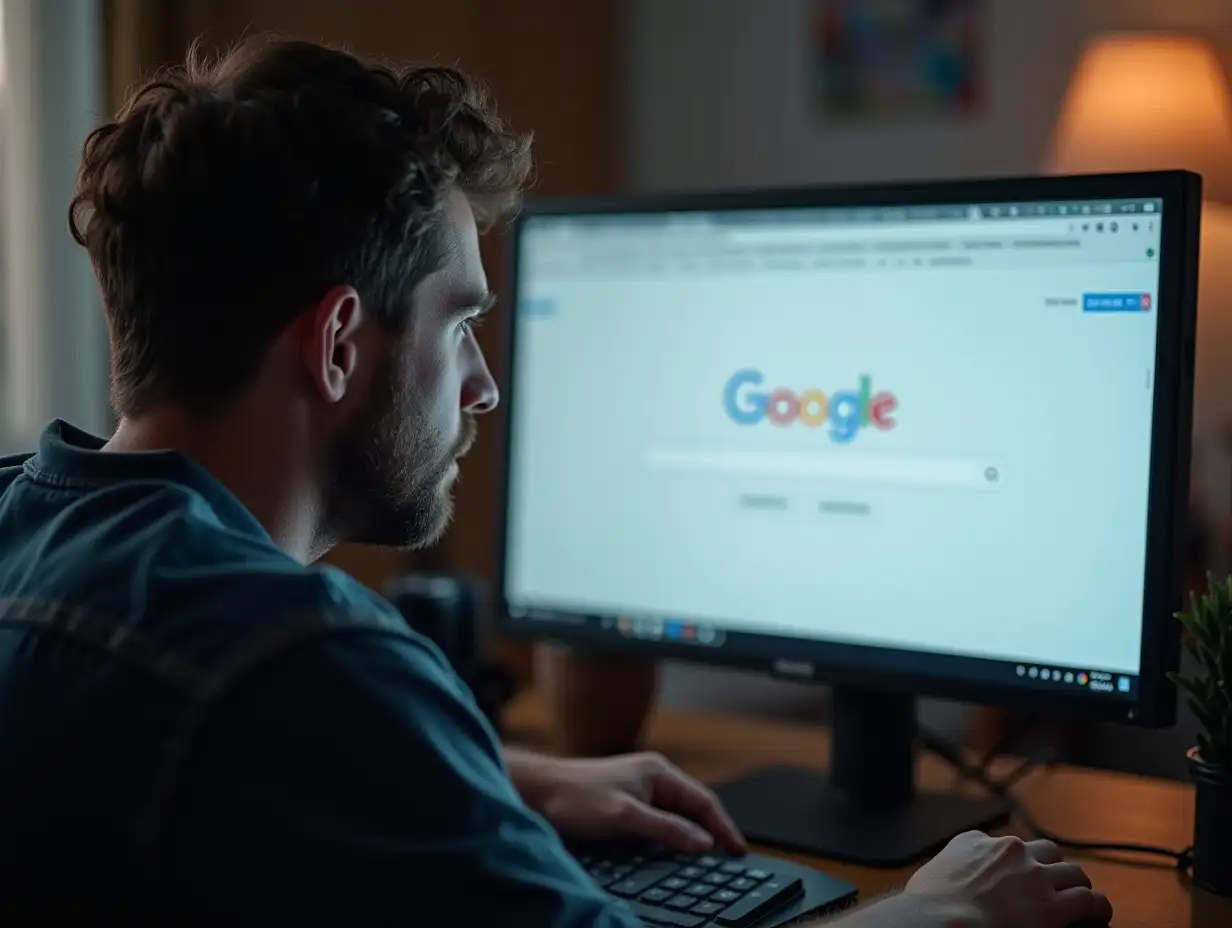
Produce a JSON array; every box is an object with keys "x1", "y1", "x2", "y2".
[{"x1": 69, "y1": 36, "x2": 532, "y2": 551}]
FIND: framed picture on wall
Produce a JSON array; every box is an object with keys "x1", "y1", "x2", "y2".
[{"x1": 812, "y1": 0, "x2": 984, "y2": 120}]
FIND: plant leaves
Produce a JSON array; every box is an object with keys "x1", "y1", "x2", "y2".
[
  {"x1": 1177, "y1": 608, "x2": 1202, "y2": 642},
  {"x1": 1174, "y1": 674, "x2": 1206, "y2": 703},
  {"x1": 1191, "y1": 700, "x2": 1220, "y2": 738},
  {"x1": 1174, "y1": 575, "x2": 1232, "y2": 761}
]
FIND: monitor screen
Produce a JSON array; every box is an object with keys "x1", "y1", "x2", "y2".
[{"x1": 499, "y1": 180, "x2": 1195, "y2": 720}]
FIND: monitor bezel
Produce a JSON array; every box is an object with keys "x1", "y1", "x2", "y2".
[{"x1": 492, "y1": 170, "x2": 1201, "y2": 728}]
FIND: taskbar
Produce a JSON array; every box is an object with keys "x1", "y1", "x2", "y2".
[{"x1": 507, "y1": 604, "x2": 1139, "y2": 701}]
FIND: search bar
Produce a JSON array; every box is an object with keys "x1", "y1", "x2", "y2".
[{"x1": 644, "y1": 448, "x2": 1002, "y2": 490}]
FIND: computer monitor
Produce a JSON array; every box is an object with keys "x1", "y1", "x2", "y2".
[{"x1": 495, "y1": 171, "x2": 1201, "y2": 866}]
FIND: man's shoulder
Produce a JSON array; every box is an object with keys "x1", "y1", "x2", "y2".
[
  {"x1": 116, "y1": 519, "x2": 420, "y2": 677},
  {"x1": 0, "y1": 458, "x2": 418, "y2": 676},
  {"x1": 0, "y1": 452, "x2": 33, "y2": 494}
]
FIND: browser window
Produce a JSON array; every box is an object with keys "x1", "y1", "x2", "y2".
[{"x1": 505, "y1": 198, "x2": 1163, "y2": 677}]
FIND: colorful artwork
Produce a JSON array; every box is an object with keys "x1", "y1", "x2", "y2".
[{"x1": 812, "y1": 0, "x2": 983, "y2": 119}]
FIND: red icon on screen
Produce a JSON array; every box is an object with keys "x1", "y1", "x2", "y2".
[
  {"x1": 1077, "y1": 672, "x2": 1089, "y2": 686},
  {"x1": 1141, "y1": 294, "x2": 1152, "y2": 310}
]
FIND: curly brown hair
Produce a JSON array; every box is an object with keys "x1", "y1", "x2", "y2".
[{"x1": 69, "y1": 35, "x2": 533, "y2": 418}]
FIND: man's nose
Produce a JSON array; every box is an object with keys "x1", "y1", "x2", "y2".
[{"x1": 462, "y1": 349, "x2": 500, "y2": 415}]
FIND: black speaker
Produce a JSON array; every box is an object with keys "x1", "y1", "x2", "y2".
[{"x1": 384, "y1": 573, "x2": 516, "y2": 732}]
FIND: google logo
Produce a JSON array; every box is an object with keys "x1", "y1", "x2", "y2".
[{"x1": 722, "y1": 368, "x2": 898, "y2": 443}]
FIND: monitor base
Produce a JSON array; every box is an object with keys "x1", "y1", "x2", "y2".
[{"x1": 714, "y1": 765, "x2": 1010, "y2": 868}]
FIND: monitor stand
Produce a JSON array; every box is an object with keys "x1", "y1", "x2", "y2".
[{"x1": 712, "y1": 686, "x2": 1010, "y2": 868}]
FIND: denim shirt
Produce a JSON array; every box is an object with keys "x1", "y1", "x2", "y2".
[{"x1": 0, "y1": 421, "x2": 636, "y2": 925}]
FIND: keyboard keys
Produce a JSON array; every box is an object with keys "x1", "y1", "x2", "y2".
[
  {"x1": 575, "y1": 843, "x2": 809, "y2": 928},
  {"x1": 714, "y1": 877, "x2": 804, "y2": 927},
  {"x1": 626, "y1": 900, "x2": 706, "y2": 928},
  {"x1": 609, "y1": 862, "x2": 678, "y2": 898}
]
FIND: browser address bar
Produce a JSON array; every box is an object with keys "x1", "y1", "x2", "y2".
[
  {"x1": 644, "y1": 448, "x2": 1002, "y2": 490},
  {"x1": 723, "y1": 218, "x2": 1066, "y2": 244}
]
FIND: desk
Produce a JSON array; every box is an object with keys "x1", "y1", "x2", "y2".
[{"x1": 504, "y1": 694, "x2": 1232, "y2": 928}]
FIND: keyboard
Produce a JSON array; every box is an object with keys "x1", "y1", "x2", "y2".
[{"x1": 574, "y1": 843, "x2": 857, "y2": 928}]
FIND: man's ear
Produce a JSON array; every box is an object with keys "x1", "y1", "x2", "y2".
[{"x1": 304, "y1": 285, "x2": 365, "y2": 404}]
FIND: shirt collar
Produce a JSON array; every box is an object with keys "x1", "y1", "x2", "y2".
[{"x1": 24, "y1": 419, "x2": 272, "y2": 542}]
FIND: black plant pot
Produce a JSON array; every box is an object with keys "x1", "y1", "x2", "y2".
[{"x1": 1189, "y1": 748, "x2": 1232, "y2": 897}]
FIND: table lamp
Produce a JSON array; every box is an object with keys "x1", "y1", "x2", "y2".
[{"x1": 1046, "y1": 33, "x2": 1232, "y2": 201}]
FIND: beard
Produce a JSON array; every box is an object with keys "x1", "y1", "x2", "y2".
[{"x1": 319, "y1": 353, "x2": 477, "y2": 551}]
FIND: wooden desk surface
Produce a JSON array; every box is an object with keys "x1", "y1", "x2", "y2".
[{"x1": 504, "y1": 694, "x2": 1232, "y2": 928}]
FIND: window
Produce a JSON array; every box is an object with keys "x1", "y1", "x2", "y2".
[
  {"x1": 0, "y1": 0, "x2": 10, "y2": 450},
  {"x1": 0, "y1": 0, "x2": 110, "y2": 456}
]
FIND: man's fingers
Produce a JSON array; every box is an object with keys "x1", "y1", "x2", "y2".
[
  {"x1": 648, "y1": 759, "x2": 747, "y2": 852},
  {"x1": 1044, "y1": 862, "x2": 1092, "y2": 891},
  {"x1": 615, "y1": 796, "x2": 714, "y2": 853},
  {"x1": 1026, "y1": 839, "x2": 1064, "y2": 864},
  {"x1": 1054, "y1": 887, "x2": 1113, "y2": 925}
]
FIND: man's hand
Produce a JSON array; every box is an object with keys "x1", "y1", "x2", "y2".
[
  {"x1": 899, "y1": 831, "x2": 1112, "y2": 927},
  {"x1": 505, "y1": 748, "x2": 746, "y2": 854},
  {"x1": 811, "y1": 831, "x2": 1110, "y2": 927}
]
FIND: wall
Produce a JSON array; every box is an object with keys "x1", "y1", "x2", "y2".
[
  {"x1": 628, "y1": 0, "x2": 1232, "y2": 191},
  {"x1": 626, "y1": 0, "x2": 1232, "y2": 774}
]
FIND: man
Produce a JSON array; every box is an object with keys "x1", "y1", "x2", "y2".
[{"x1": 0, "y1": 36, "x2": 1111, "y2": 926}]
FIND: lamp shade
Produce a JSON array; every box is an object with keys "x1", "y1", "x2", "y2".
[{"x1": 1047, "y1": 33, "x2": 1232, "y2": 203}]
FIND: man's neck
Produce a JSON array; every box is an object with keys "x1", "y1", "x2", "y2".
[{"x1": 105, "y1": 406, "x2": 321, "y2": 562}]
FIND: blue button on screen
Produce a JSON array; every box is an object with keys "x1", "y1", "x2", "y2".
[
  {"x1": 520, "y1": 298, "x2": 557, "y2": 317},
  {"x1": 1083, "y1": 292, "x2": 1151, "y2": 312}
]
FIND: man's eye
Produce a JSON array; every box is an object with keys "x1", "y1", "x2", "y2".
[{"x1": 458, "y1": 315, "x2": 484, "y2": 334}]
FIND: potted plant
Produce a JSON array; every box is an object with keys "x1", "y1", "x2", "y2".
[{"x1": 1171, "y1": 573, "x2": 1232, "y2": 896}]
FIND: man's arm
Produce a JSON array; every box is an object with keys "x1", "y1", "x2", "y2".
[
  {"x1": 164, "y1": 628, "x2": 642, "y2": 926},
  {"x1": 503, "y1": 744, "x2": 549, "y2": 781}
]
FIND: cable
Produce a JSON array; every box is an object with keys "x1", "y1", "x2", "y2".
[
  {"x1": 997, "y1": 754, "x2": 1043, "y2": 793},
  {"x1": 919, "y1": 729, "x2": 1193, "y2": 871}
]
